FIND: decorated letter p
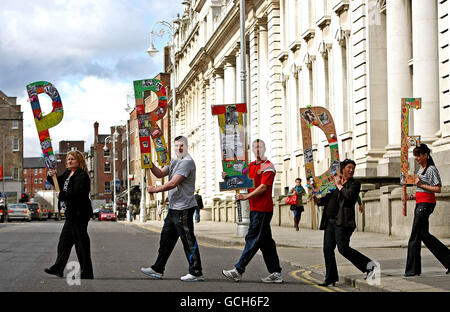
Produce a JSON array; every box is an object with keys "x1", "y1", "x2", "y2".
[{"x1": 26, "y1": 81, "x2": 64, "y2": 192}]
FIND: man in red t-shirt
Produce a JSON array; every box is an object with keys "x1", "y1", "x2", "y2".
[{"x1": 222, "y1": 139, "x2": 283, "y2": 283}]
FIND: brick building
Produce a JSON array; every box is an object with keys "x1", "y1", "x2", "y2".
[
  {"x1": 0, "y1": 90, "x2": 23, "y2": 203},
  {"x1": 55, "y1": 140, "x2": 85, "y2": 173},
  {"x1": 90, "y1": 122, "x2": 125, "y2": 204},
  {"x1": 23, "y1": 157, "x2": 48, "y2": 198}
]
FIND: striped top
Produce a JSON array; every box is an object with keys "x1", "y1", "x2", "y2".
[{"x1": 416, "y1": 165, "x2": 441, "y2": 193}]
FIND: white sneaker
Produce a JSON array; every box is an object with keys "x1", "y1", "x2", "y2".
[
  {"x1": 140, "y1": 267, "x2": 163, "y2": 279},
  {"x1": 222, "y1": 268, "x2": 242, "y2": 282},
  {"x1": 180, "y1": 273, "x2": 205, "y2": 282},
  {"x1": 261, "y1": 272, "x2": 283, "y2": 283}
]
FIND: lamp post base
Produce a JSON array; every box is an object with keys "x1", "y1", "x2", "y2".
[{"x1": 236, "y1": 224, "x2": 249, "y2": 238}]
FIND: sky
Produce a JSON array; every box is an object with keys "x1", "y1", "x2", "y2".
[{"x1": 0, "y1": 0, "x2": 183, "y2": 157}]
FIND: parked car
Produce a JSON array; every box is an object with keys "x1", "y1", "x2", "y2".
[
  {"x1": 0, "y1": 198, "x2": 8, "y2": 223},
  {"x1": 26, "y1": 202, "x2": 49, "y2": 221},
  {"x1": 92, "y1": 208, "x2": 101, "y2": 220},
  {"x1": 8, "y1": 203, "x2": 31, "y2": 222},
  {"x1": 98, "y1": 209, "x2": 116, "y2": 222}
]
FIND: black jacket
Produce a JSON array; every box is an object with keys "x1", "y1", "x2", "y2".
[
  {"x1": 47, "y1": 169, "x2": 93, "y2": 221},
  {"x1": 318, "y1": 178, "x2": 361, "y2": 230}
]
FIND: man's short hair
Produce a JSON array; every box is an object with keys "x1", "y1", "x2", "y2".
[
  {"x1": 174, "y1": 136, "x2": 188, "y2": 146},
  {"x1": 252, "y1": 139, "x2": 266, "y2": 148}
]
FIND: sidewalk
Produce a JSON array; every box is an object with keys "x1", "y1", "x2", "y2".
[{"x1": 121, "y1": 220, "x2": 450, "y2": 292}]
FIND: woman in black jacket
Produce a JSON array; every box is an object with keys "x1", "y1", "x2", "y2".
[
  {"x1": 311, "y1": 159, "x2": 375, "y2": 286},
  {"x1": 44, "y1": 150, "x2": 94, "y2": 279}
]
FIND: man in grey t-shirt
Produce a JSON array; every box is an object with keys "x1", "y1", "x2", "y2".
[{"x1": 140, "y1": 136, "x2": 203, "y2": 282}]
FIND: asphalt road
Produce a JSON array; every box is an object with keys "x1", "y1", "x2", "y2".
[{"x1": 0, "y1": 220, "x2": 359, "y2": 293}]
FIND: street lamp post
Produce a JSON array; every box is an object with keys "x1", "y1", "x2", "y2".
[
  {"x1": 104, "y1": 128, "x2": 119, "y2": 215},
  {"x1": 147, "y1": 20, "x2": 178, "y2": 143}
]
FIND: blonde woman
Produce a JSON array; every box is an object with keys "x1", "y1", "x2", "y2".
[{"x1": 44, "y1": 150, "x2": 94, "y2": 279}]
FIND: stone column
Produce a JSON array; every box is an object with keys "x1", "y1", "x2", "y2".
[
  {"x1": 378, "y1": 0, "x2": 412, "y2": 177},
  {"x1": 267, "y1": 1, "x2": 283, "y2": 196},
  {"x1": 412, "y1": 0, "x2": 439, "y2": 144},
  {"x1": 249, "y1": 24, "x2": 260, "y2": 140},
  {"x1": 214, "y1": 70, "x2": 224, "y2": 196},
  {"x1": 223, "y1": 57, "x2": 236, "y2": 104},
  {"x1": 258, "y1": 21, "x2": 270, "y2": 157}
]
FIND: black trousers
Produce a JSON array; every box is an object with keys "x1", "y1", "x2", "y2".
[
  {"x1": 151, "y1": 207, "x2": 202, "y2": 276},
  {"x1": 323, "y1": 219, "x2": 372, "y2": 283},
  {"x1": 50, "y1": 219, "x2": 94, "y2": 278},
  {"x1": 405, "y1": 203, "x2": 450, "y2": 275}
]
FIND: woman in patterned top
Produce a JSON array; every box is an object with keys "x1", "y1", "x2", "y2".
[{"x1": 404, "y1": 144, "x2": 450, "y2": 277}]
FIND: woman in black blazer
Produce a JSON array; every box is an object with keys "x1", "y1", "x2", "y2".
[
  {"x1": 44, "y1": 150, "x2": 94, "y2": 279},
  {"x1": 311, "y1": 159, "x2": 376, "y2": 286}
]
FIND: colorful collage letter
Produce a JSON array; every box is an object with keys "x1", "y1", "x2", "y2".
[
  {"x1": 212, "y1": 104, "x2": 254, "y2": 192},
  {"x1": 300, "y1": 106, "x2": 340, "y2": 229},
  {"x1": 26, "y1": 81, "x2": 64, "y2": 191},
  {"x1": 133, "y1": 79, "x2": 170, "y2": 169},
  {"x1": 401, "y1": 98, "x2": 422, "y2": 216}
]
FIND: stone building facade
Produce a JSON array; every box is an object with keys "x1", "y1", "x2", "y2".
[
  {"x1": 0, "y1": 90, "x2": 24, "y2": 203},
  {"x1": 168, "y1": 0, "x2": 449, "y2": 236}
]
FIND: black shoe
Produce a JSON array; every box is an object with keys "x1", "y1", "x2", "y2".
[
  {"x1": 404, "y1": 272, "x2": 420, "y2": 277},
  {"x1": 44, "y1": 268, "x2": 63, "y2": 278},
  {"x1": 318, "y1": 281, "x2": 336, "y2": 287}
]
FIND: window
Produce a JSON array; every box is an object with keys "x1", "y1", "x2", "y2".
[
  {"x1": 12, "y1": 138, "x2": 19, "y2": 151},
  {"x1": 39, "y1": 178, "x2": 43, "y2": 184},
  {"x1": 35, "y1": 168, "x2": 38, "y2": 175},
  {"x1": 24, "y1": 187, "x2": 27, "y2": 193},
  {"x1": 12, "y1": 120, "x2": 19, "y2": 129},
  {"x1": 104, "y1": 149, "x2": 110, "y2": 157},
  {"x1": 104, "y1": 162, "x2": 111, "y2": 173},
  {"x1": 24, "y1": 169, "x2": 27, "y2": 174},
  {"x1": 34, "y1": 178, "x2": 38, "y2": 184},
  {"x1": 13, "y1": 168, "x2": 19, "y2": 180},
  {"x1": 71, "y1": 147, "x2": 77, "y2": 151},
  {"x1": 24, "y1": 178, "x2": 27, "y2": 184},
  {"x1": 39, "y1": 168, "x2": 43, "y2": 174},
  {"x1": 105, "y1": 181, "x2": 111, "y2": 193}
]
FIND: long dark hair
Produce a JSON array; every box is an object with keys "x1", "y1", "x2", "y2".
[{"x1": 413, "y1": 143, "x2": 435, "y2": 174}]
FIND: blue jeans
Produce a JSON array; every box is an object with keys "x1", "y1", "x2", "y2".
[
  {"x1": 194, "y1": 207, "x2": 200, "y2": 222},
  {"x1": 235, "y1": 211, "x2": 282, "y2": 274}
]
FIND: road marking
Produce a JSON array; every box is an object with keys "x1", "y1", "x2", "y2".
[{"x1": 289, "y1": 269, "x2": 349, "y2": 292}]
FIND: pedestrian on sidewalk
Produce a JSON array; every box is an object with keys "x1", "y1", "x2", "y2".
[
  {"x1": 44, "y1": 150, "x2": 94, "y2": 280},
  {"x1": 140, "y1": 136, "x2": 204, "y2": 282},
  {"x1": 222, "y1": 139, "x2": 283, "y2": 283},
  {"x1": 194, "y1": 189, "x2": 203, "y2": 223},
  {"x1": 289, "y1": 178, "x2": 305, "y2": 231},
  {"x1": 311, "y1": 159, "x2": 376, "y2": 287},
  {"x1": 404, "y1": 143, "x2": 450, "y2": 277}
]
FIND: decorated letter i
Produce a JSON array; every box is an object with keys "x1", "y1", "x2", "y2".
[{"x1": 26, "y1": 81, "x2": 64, "y2": 192}]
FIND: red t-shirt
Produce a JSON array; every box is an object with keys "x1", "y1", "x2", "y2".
[{"x1": 248, "y1": 160, "x2": 276, "y2": 212}]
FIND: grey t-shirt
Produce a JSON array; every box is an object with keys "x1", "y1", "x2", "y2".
[
  {"x1": 165, "y1": 154, "x2": 197, "y2": 210},
  {"x1": 417, "y1": 165, "x2": 442, "y2": 193}
]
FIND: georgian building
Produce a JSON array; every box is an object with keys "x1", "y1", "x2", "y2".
[
  {"x1": 170, "y1": 0, "x2": 449, "y2": 209},
  {"x1": 0, "y1": 90, "x2": 24, "y2": 203}
]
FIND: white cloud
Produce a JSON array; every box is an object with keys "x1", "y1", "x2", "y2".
[
  {"x1": 22, "y1": 76, "x2": 132, "y2": 157},
  {"x1": 2, "y1": 0, "x2": 184, "y2": 157}
]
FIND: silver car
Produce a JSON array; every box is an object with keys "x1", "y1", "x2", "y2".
[{"x1": 8, "y1": 203, "x2": 32, "y2": 222}]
